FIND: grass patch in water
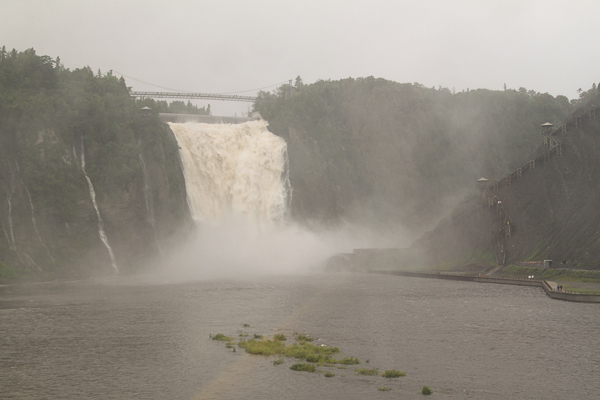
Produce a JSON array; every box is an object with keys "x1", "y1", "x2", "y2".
[
  {"x1": 422, "y1": 386, "x2": 433, "y2": 395},
  {"x1": 331, "y1": 356, "x2": 360, "y2": 365},
  {"x1": 290, "y1": 363, "x2": 316, "y2": 372},
  {"x1": 211, "y1": 333, "x2": 232, "y2": 341},
  {"x1": 354, "y1": 368, "x2": 379, "y2": 376},
  {"x1": 324, "y1": 372, "x2": 335, "y2": 378},
  {"x1": 382, "y1": 369, "x2": 405, "y2": 378},
  {"x1": 274, "y1": 333, "x2": 287, "y2": 341},
  {"x1": 294, "y1": 333, "x2": 314, "y2": 342}
]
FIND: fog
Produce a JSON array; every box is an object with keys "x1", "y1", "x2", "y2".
[
  {"x1": 142, "y1": 215, "x2": 408, "y2": 284},
  {"x1": 3, "y1": 0, "x2": 600, "y2": 116}
]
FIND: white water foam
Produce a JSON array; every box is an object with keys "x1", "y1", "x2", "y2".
[
  {"x1": 170, "y1": 120, "x2": 290, "y2": 226},
  {"x1": 77, "y1": 140, "x2": 119, "y2": 273}
]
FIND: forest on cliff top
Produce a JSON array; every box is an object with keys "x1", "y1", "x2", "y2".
[
  {"x1": 254, "y1": 77, "x2": 589, "y2": 236},
  {"x1": 0, "y1": 47, "x2": 188, "y2": 279}
]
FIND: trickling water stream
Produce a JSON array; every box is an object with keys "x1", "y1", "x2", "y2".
[{"x1": 76, "y1": 140, "x2": 119, "y2": 273}]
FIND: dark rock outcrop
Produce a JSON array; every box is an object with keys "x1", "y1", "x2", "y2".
[{"x1": 414, "y1": 98, "x2": 600, "y2": 270}]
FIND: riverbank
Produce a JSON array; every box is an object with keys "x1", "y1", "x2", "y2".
[{"x1": 369, "y1": 270, "x2": 600, "y2": 303}]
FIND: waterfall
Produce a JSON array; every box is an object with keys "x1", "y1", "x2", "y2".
[
  {"x1": 138, "y1": 136, "x2": 162, "y2": 255},
  {"x1": 169, "y1": 120, "x2": 291, "y2": 225},
  {"x1": 76, "y1": 139, "x2": 119, "y2": 273},
  {"x1": 24, "y1": 185, "x2": 55, "y2": 263},
  {"x1": 4, "y1": 163, "x2": 41, "y2": 272}
]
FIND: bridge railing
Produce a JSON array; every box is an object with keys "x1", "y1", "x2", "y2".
[{"x1": 130, "y1": 91, "x2": 257, "y2": 102}]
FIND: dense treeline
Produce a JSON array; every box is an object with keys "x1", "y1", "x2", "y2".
[
  {"x1": 254, "y1": 77, "x2": 589, "y2": 234},
  {"x1": 0, "y1": 47, "x2": 189, "y2": 278},
  {"x1": 136, "y1": 98, "x2": 211, "y2": 115}
]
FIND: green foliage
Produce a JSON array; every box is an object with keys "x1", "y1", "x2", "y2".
[
  {"x1": 211, "y1": 333, "x2": 232, "y2": 341},
  {"x1": 274, "y1": 333, "x2": 287, "y2": 341},
  {"x1": 273, "y1": 358, "x2": 284, "y2": 365},
  {"x1": 295, "y1": 333, "x2": 313, "y2": 342},
  {"x1": 136, "y1": 98, "x2": 210, "y2": 115},
  {"x1": 0, "y1": 262, "x2": 19, "y2": 280},
  {"x1": 330, "y1": 356, "x2": 360, "y2": 365},
  {"x1": 253, "y1": 77, "x2": 579, "y2": 230},
  {"x1": 324, "y1": 372, "x2": 335, "y2": 378},
  {"x1": 382, "y1": 369, "x2": 406, "y2": 378},
  {"x1": 253, "y1": 333, "x2": 263, "y2": 339},
  {"x1": 354, "y1": 368, "x2": 379, "y2": 376},
  {"x1": 290, "y1": 363, "x2": 316, "y2": 373},
  {"x1": 422, "y1": 386, "x2": 433, "y2": 395},
  {"x1": 378, "y1": 387, "x2": 391, "y2": 391},
  {"x1": 502, "y1": 266, "x2": 600, "y2": 283}
]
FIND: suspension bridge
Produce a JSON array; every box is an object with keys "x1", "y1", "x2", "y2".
[{"x1": 129, "y1": 91, "x2": 257, "y2": 102}]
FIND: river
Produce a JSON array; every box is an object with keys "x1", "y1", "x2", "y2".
[{"x1": 1, "y1": 272, "x2": 599, "y2": 399}]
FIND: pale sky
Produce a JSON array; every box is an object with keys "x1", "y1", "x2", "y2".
[{"x1": 3, "y1": 0, "x2": 599, "y2": 116}]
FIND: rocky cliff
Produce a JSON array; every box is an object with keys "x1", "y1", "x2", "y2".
[
  {"x1": 414, "y1": 95, "x2": 600, "y2": 270},
  {"x1": 0, "y1": 49, "x2": 192, "y2": 279}
]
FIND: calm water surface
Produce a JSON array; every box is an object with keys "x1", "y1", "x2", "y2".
[{"x1": 1, "y1": 272, "x2": 599, "y2": 399}]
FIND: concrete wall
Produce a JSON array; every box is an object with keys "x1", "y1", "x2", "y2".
[{"x1": 369, "y1": 270, "x2": 600, "y2": 303}]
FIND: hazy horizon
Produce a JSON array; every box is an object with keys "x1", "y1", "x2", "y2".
[{"x1": 2, "y1": 0, "x2": 599, "y2": 116}]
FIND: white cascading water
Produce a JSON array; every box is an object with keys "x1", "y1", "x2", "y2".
[
  {"x1": 150, "y1": 119, "x2": 401, "y2": 282},
  {"x1": 170, "y1": 120, "x2": 291, "y2": 225},
  {"x1": 77, "y1": 140, "x2": 119, "y2": 273}
]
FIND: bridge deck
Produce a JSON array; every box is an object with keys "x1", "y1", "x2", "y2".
[{"x1": 130, "y1": 91, "x2": 256, "y2": 102}]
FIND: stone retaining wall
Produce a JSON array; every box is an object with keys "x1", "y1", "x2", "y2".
[{"x1": 369, "y1": 270, "x2": 600, "y2": 303}]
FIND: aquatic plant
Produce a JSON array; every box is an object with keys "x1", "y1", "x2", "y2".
[
  {"x1": 382, "y1": 369, "x2": 405, "y2": 378},
  {"x1": 295, "y1": 333, "x2": 314, "y2": 342},
  {"x1": 212, "y1": 333, "x2": 232, "y2": 341},
  {"x1": 354, "y1": 368, "x2": 379, "y2": 376},
  {"x1": 333, "y1": 356, "x2": 360, "y2": 365},
  {"x1": 290, "y1": 363, "x2": 316, "y2": 372}
]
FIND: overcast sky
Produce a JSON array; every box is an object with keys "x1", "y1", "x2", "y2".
[{"x1": 3, "y1": 0, "x2": 599, "y2": 116}]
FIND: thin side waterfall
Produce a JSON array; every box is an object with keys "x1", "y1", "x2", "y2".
[
  {"x1": 169, "y1": 120, "x2": 291, "y2": 225},
  {"x1": 24, "y1": 184, "x2": 55, "y2": 263},
  {"x1": 77, "y1": 140, "x2": 119, "y2": 273},
  {"x1": 138, "y1": 136, "x2": 162, "y2": 255},
  {"x1": 5, "y1": 163, "x2": 41, "y2": 272}
]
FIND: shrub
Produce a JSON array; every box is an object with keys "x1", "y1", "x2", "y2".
[
  {"x1": 422, "y1": 386, "x2": 433, "y2": 395},
  {"x1": 378, "y1": 387, "x2": 391, "y2": 391},
  {"x1": 290, "y1": 363, "x2": 316, "y2": 372},
  {"x1": 324, "y1": 372, "x2": 335, "y2": 378},
  {"x1": 274, "y1": 333, "x2": 287, "y2": 341},
  {"x1": 212, "y1": 333, "x2": 231, "y2": 341},
  {"x1": 382, "y1": 369, "x2": 406, "y2": 378},
  {"x1": 354, "y1": 368, "x2": 379, "y2": 376},
  {"x1": 295, "y1": 333, "x2": 313, "y2": 342}
]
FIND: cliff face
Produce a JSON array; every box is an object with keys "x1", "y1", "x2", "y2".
[
  {"x1": 0, "y1": 118, "x2": 191, "y2": 277},
  {"x1": 0, "y1": 49, "x2": 191, "y2": 278},
  {"x1": 255, "y1": 78, "x2": 573, "y2": 234},
  {"x1": 414, "y1": 98, "x2": 600, "y2": 270}
]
